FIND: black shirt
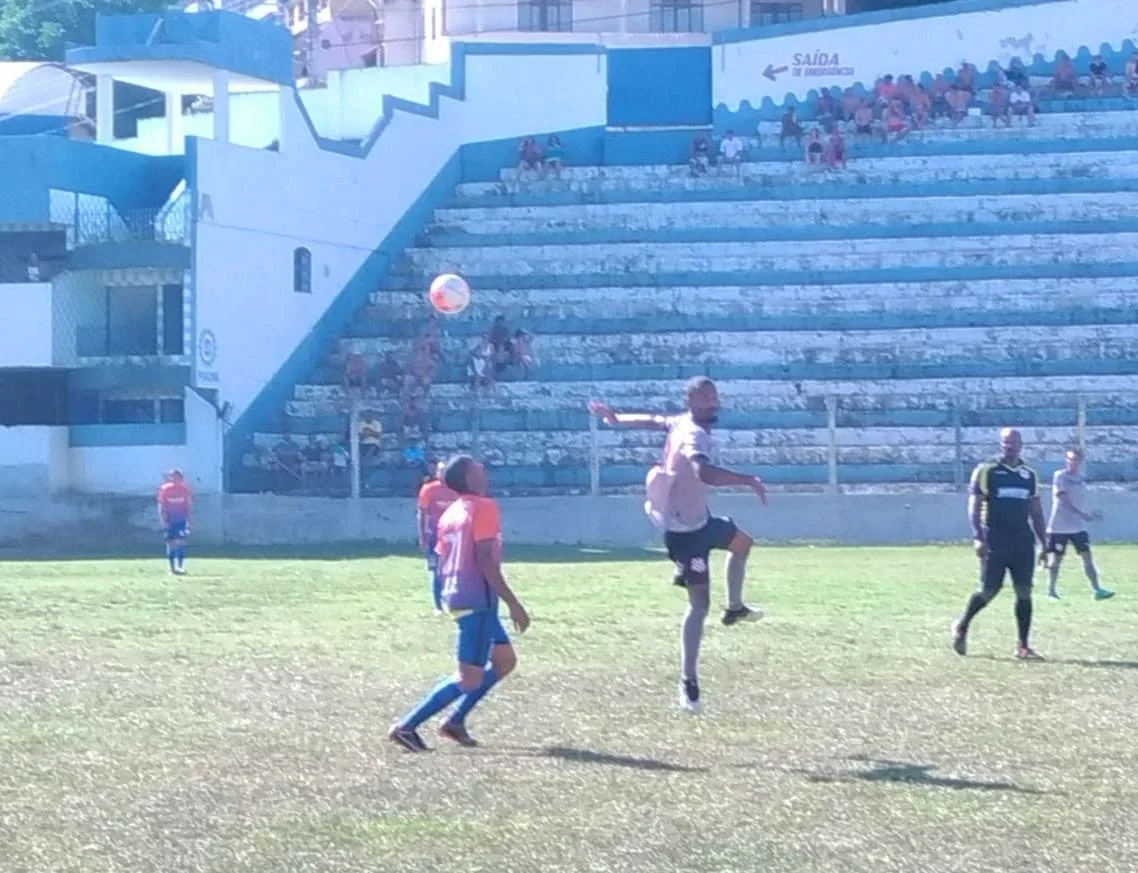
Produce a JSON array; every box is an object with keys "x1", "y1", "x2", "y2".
[{"x1": 971, "y1": 459, "x2": 1038, "y2": 545}]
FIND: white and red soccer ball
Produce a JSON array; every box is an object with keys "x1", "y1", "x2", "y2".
[{"x1": 428, "y1": 273, "x2": 471, "y2": 315}]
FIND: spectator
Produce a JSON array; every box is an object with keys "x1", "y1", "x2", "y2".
[
  {"x1": 1126, "y1": 51, "x2": 1138, "y2": 96},
  {"x1": 825, "y1": 126, "x2": 847, "y2": 169},
  {"x1": 1052, "y1": 52, "x2": 1078, "y2": 96},
  {"x1": 489, "y1": 315, "x2": 513, "y2": 374},
  {"x1": 1009, "y1": 82, "x2": 1037, "y2": 125},
  {"x1": 344, "y1": 350, "x2": 368, "y2": 394},
  {"x1": 956, "y1": 61, "x2": 976, "y2": 94},
  {"x1": 377, "y1": 349, "x2": 403, "y2": 395},
  {"x1": 517, "y1": 136, "x2": 544, "y2": 177},
  {"x1": 513, "y1": 329, "x2": 536, "y2": 378},
  {"x1": 1005, "y1": 58, "x2": 1029, "y2": 89},
  {"x1": 402, "y1": 389, "x2": 430, "y2": 439},
  {"x1": 896, "y1": 75, "x2": 918, "y2": 110},
  {"x1": 779, "y1": 106, "x2": 803, "y2": 149},
  {"x1": 814, "y1": 90, "x2": 837, "y2": 127},
  {"x1": 273, "y1": 432, "x2": 302, "y2": 492},
  {"x1": 930, "y1": 74, "x2": 951, "y2": 118},
  {"x1": 467, "y1": 334, "x2": 493, "y2": 392},
  {"x1": 874, "y1": 74, "x2": 896, "y2": 106},
  {"x1": 989, "y1": 81, "x2": 1011, "y2": 127},
  {"x1": 804, "y1": 128, "x2": 825, "y2": 165},
  {"x1": 689, "y1": 135, "x2": 712, "y2": 175},
  {"x1": 911, "y1": 84, "x2": 932, "y2": 128},
  {"x1": 840, "y1": 88, "x2": 861, "y2": 122},
  {"x1": 852, "y1": 102, "x2": 875, "y2": 139},
  {"x1": 945, "y1": 84, "x2": 971, "y2": 125},
  {"x1": 358, "y1": 411, "x2": 382, "y2": 461},
  {"x1": 330, "y1": 439, "x2": 350, "y2": 486},
  {"x1": 882, "y1": 100, "x2": 909, "y2": 141},
  {"x1": 302, "y1": 435, "x2": 328, "y2": 488},
  {"x1": 422, "y1": 312, "x2": 441, "y2": 360},
  {"x1": 719, "y1": 129, "x2": 744, "y2": 168},
  {"x1": 402, "y1": 440, "x2": 428, "y2": 482},
  {"x1": 545, "y1": 135, "x2": 565, "y2": 178},
  {"x1": 1089, "y1": 54, "x2": 1110, "y2": 95}
]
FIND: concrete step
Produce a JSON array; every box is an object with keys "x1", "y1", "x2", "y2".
[
  {"x1": 455, "y1": 149, "x2": 1138, "y2": 200},
  {"x1": 399, "y1": 232, "x2": 1138, "y2": 279},
  {"x1": 426, "y1": 192, "x2": 1138, "y2": 239}
]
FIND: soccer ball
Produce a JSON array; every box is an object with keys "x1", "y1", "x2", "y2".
[{"x1": 428, "y1": 273, "x2": 471, "y2": 315}]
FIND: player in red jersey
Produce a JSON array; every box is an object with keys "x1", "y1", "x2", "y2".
[
  {"x1": 417, "y1": 461, "x2": 458, "y2": 614},
  {"x1": 156, "y1": 469, "x2": 192, "y2": 575}
]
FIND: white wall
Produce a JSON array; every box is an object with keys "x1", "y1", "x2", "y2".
[
  {"x1": 0, "y1": 283, "x2": 52, "y2": 366},
  {"x1": 69, "y1": 445, "x2": 188, "y2": 495},
  {"x1": 191, "y1": 47, "x2": 607, "y2": 422},
  {"x1": 185, "y1": 387, "x2": 223, "y2": 494},
  {"x1": 714, "y1": 0, "x2": 1138, "y2": 108},
  {"x1": 0, "y1": 426, "x2": 68, "y2": 496}
]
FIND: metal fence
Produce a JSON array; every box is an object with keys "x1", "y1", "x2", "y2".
[{"x1": 49, "y1": 189, "x2": 190, "y2": 248}]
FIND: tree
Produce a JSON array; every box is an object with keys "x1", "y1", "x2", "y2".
[{"x1": 0, "y1": 0, "x2": 173, "y2": 62}]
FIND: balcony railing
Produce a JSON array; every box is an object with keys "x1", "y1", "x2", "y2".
[{"x1": 49, "y1": 190, "x2": 191, "y2": 249}]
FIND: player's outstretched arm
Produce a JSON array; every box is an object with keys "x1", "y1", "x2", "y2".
[
  {"x1": 587, "y1": 401, "x2": 669, "y2": 431},
  {"x1": 475, "y1": 540, "x2": 530, "y2": 633},
  {"x1": 1028, "y1": 496, "x2": 1049, "y2": 552},
  {"x1": 691, "y1": 459, "x2": 767, "y2": 505}
]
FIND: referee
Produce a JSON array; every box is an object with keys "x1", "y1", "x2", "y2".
[{"x1": 952, "y1": 428, "x2": 1049, "y2": 660}]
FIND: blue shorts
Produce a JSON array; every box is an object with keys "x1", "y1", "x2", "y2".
[
  {"x1": 165, "y1": 520, "x2": 188, "y2": 542},
  {"x1": 454, "y1": 610, "x2": 510, "y2": 667}
]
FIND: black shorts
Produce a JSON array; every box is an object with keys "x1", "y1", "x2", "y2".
[
  {"x1": 1048, "y1": 531, "x2": 1091, "y2": 556},
  {"x1": 980, "y1": 543, "x2": 1035, "y2": 596},
  {"x1": 664, "y1": 516, "x2": 738, "y2": 587}
]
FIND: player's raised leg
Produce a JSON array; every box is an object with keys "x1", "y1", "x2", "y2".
[
  {"x1": 440, "y1": 635, "x2": 516, "y2": 747},
  {"x1": 721, "y1": 527, "x2": 764, "y2": 625}
]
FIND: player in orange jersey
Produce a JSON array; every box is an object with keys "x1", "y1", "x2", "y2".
[
  {"x1": 390, "y1": 455, "x2": 529, "y2": 751},
  {"x1": 156, "y1": 469, "x2": 192, "y2": 575}
]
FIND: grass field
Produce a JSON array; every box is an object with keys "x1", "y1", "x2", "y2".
[{"x1": 2, "y1": 545, "x2": 1137, "y2": 873}]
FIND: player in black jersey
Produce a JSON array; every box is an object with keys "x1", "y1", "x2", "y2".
[{"x1": 952, "y1": 428, "x2": 1049, "y2": 660}]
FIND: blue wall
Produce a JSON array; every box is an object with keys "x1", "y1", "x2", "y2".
[
  {"x1": 607, "y1": 47, "x2": 712, "y2": 127},
  {"x1": 0, "y1": 137, "x2": 184, "y2": 222}
]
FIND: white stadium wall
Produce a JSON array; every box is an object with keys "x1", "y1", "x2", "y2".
[
  {"x1": 190, "y1": 46, "x2": 607, "y2": 425},
  {"x1": 713, "y1": 0, "x2": 1138, "y2": 110},
  {"x1": 0, "y1": 283, "x2": 52, "y2": 366},
  {"x1": 0, "y1": 426, "x2": 68, "y2": 496}
]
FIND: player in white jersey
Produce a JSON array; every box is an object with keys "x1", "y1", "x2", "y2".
[
  {"x1": 1045, "y1": 448, "x2": 1114, "y2": 601},
  {"x1": 589, "y1": 377, "x2": 768, "y2": 714}
]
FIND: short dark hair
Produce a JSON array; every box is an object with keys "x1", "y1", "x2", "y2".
[
  {"x1": 443, "y1": 454, "x2": 475, "y2": 494},
  {"x1": 684, "y1": 376, "x2": 715, "y2": 400},
  {"x1": 1067, "y1": 447, "x2": 1085, "y2": 460}
]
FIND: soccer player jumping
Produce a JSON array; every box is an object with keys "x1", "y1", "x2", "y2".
[
  {"x1": 952, "y1": 428, "x2": 1048, "y2": 660},
  {"x1": 1046, "y1": 448, "x2": 1114, "y2": 601},
  {"x1": 390, "y1": 455, "x2": 530, "y2": 751},
  {"x1": 590, "y1": 377, "x2": 767, "y2": 715}
]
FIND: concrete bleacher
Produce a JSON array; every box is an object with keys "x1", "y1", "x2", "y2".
[{"x1": 234, "y1": 99, "x2": 1138, "y2": 496}]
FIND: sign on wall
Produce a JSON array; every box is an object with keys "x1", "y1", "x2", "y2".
[{"x1": 197, "y1": 327, "x2": 218, "y2": 385}]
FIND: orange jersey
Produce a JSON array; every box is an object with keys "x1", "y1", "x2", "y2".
[
  {"x1": 157, "y1": 481, "x2": 192, "y2": 521},
  {"x1": 417, "y1": 479, "x2": 458, "y2": 536},
  {"x1": 436, "y1": 495, "x2": 501, "y2": 612}
]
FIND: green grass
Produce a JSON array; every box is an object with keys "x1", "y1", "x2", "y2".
[{"x1": 2, "y1": 546, "x2": 1138, "y2": 873}]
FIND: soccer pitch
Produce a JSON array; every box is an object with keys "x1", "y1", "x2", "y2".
[{"x1": 2, "y1": 546, "x2": 1137, "y2": 873}]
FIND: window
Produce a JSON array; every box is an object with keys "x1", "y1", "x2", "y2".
[
  {"x1": 650, "y1": 0, "x2": 704, "y2": 33},
  {"x1": 0, "y1": 369, "x2": 68, "y2": 426},
  {"x1": 750, "y1": 1, "x2": 805, "y2": 24},
  {"x1": 105, "y1": 285, "x2": 158, "y2": 357},
  {"x1": 161, "y1": 284, "x2": 184, "y2": 355},
  {"x1": 519, "y1": 0, "x2": 572, "y2": 32},
  {"x1": 293, "y1": 247, "x2": 312, "y2": 294}
]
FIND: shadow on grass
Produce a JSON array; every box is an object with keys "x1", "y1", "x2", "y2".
[
  {"x1": 798, "y1": 756, "x2": 1046, "y2": 794},
  {"x1": 487, "y1": 745, "x2": 706, "y2": 773},
  {"x1": 1057, "y1": 658, "x2": 1138, "y2": 670}
]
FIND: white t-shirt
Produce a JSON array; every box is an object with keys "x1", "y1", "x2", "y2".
[
  {"x1": 1049, "y1": 470, "x2": 1088, "y2": 534},
  {"x1": 645, "y1": 414, "x2": 712, "y2": 533},
  {"x1": 1010, "y1": 89, "x2": 1031, "y2": 106},
  {"x1": 720, "y1": 137, "x2": 743, "y2": 160}
]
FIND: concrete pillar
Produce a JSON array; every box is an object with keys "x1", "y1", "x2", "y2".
[
  {"x1": 95, "y1": 75, "x2": 114, "y2": 144},
  {"x1": 165, "y1": 92, "x2": 183, "y2": 153},
  {"x1": 618, "y1": 0, "x2": 629, "y2": 33},
  {"x1": 212, "y1": 69, "x2": 230, "y2": 143}
]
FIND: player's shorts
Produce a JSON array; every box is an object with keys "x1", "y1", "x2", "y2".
[
  {"x1": 979, "y1": 542, "x2": 1035, "y2": 596},
  {"x1": 164, "y1": 520, "x2": 188, "y2": 542},
  {"x1": 454, "y1": 609, "x2": 510, "y2": 667},
  {"x1": 663, "y1": 515, "x2": 738, "y2": 587},
  {"x1": 1047, "y1": 531, "x2": 1091, "y2": 557},
  {"x1": 425, "y1": 533, "x2": 439, "y2": 572}
]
